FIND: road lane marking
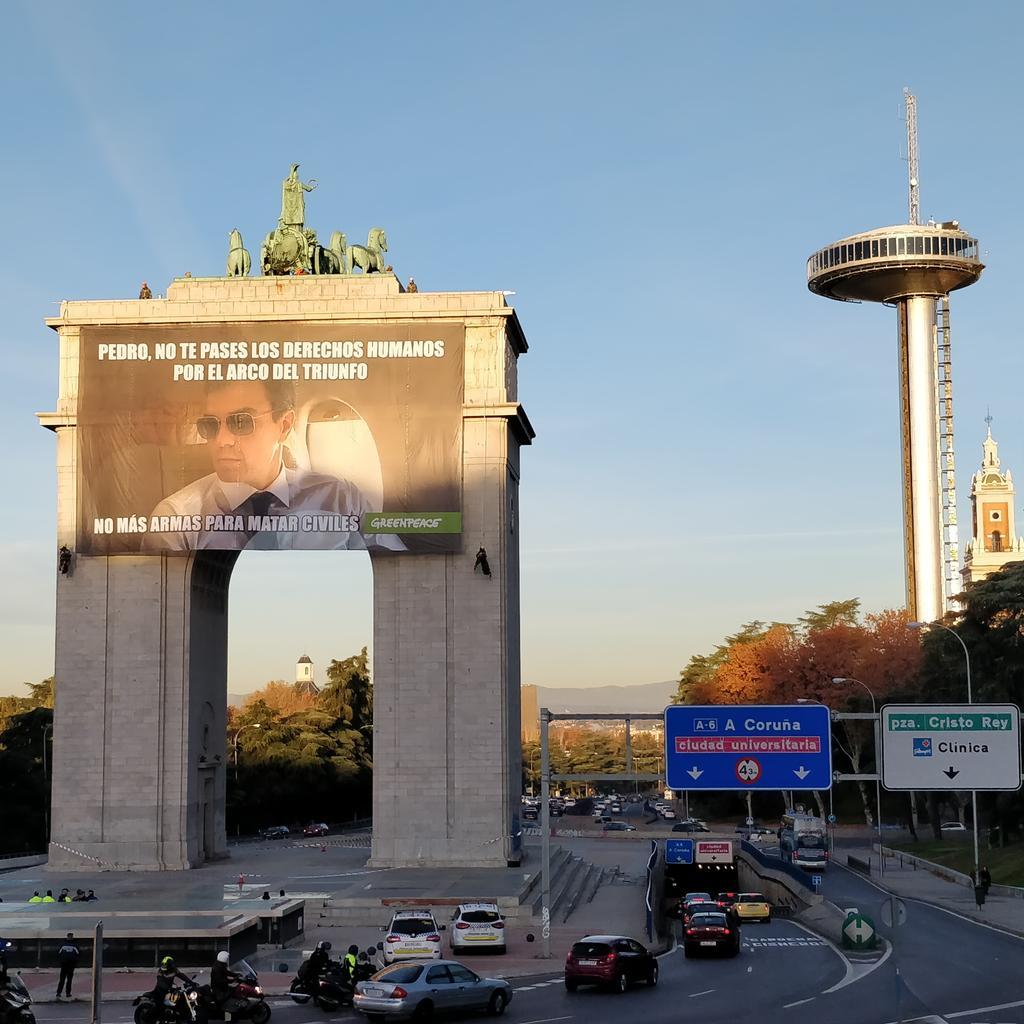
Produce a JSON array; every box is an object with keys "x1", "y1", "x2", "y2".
[
  {"x1": 784, "y1": 998, "x2": 816, "y2": 1008},
  {"x1": 518, "y1": 1017, "x2": 573, "y2": 1024},
  {"x1": 945, "y1": 998, "x2": 1024, "y2": 1017},
  {"x1": 789, "y1": 917, "x2": 894, "y2": 995},
  {"x1": 689, "y1": 989, "x2": 715, "y2": 997}
]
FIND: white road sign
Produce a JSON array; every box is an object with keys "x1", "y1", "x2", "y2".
[
  {"x1": 695, "y1": 840, "x2": 733, "y2": 864},
  {"x1": 881, "y1": 704, "x2": 1022, "y2": 791}
]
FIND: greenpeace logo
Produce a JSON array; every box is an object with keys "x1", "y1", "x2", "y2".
[{"x1": 368, "y1": 516, "x2": 443, "y2": 530}]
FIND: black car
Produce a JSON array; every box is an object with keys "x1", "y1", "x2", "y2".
[
  {"x1": 681, "y1": 900, "x2": 721, "y2": 925},
  {"x1": 261, "y1": 825, "x2": 290, "y2": 839},
  {"x1": 684, "y1": 911, "x2": 740, "y2": 958},
  {"x1": 672, "y1": 821, "x2": 711, "y2": 834},
  {"x1": 523, "y1": 806, "x2": 539, "y2": 821}
]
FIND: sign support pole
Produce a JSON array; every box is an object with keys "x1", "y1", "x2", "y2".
[
  {"x1": 91, "y1": 920, "x2": 103, "y2": 1024},
  {"x1": 873, "y1": 714, "x2": 885, "y2": 878},
  {"x1": 540, "y1": 707, "x2": 551, "y2": 959}
]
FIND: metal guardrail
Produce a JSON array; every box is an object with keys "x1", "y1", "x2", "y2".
[
  {"x1": 644, "y1": 840, "x2": 657, "y2": 941},
  {"x1": 741, "y1": 840, "x2": 815, "y2": 887},
  {"x1": 847, "y1": 854, "x2": 872, "y2": 875}
]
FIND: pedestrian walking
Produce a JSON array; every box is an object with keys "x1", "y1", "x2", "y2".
[
  {"x1": 237, "y1": 874, "x2": 245, "y2": 896},
  {"x1": 980, "y1": 865, "x2": 992, "y2": 894},
  {"x1": 56, "y1": 932, "x2": 80, "y2": 999},
  {"x1": 42, "y1": 891, "x2": 56, "y2": 903}
]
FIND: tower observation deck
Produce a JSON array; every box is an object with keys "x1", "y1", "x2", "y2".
[{"x1": 806, "y1": 95, "x2": 984, "y2": 623}]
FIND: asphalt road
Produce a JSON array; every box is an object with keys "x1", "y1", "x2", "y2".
[
  {"x1": 24, "y1": 863, "x2": 1024, "y2": 1024},
  {"x1": 23, "y1": 919, "x2": 846, "y2": 1024},
  {"x1": 819, "y1": 858, "x2": 1024, "y2": 1024}
]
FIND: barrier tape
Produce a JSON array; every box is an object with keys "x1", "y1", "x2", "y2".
[{"x1": 49, "y1": 840, "x2": 123, "y2": 872}]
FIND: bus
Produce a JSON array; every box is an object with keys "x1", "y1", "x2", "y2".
[{"x1": 779, "y1": 811, "x2": 828, "y2": 870}]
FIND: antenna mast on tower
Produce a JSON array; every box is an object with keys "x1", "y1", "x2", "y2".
[{"x1": 905, "y1": 87, "x2": 920, "y2": 225}]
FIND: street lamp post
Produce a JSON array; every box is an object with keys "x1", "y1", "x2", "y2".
[
  {"x1": 232, "y1": 723, "x2": 262, "y2": 780},
  {"x1": 832, "y1": 677, "x2": 884, "y2": 877},
  {"x1": 908, "y1": 620, "x2": 980, "y2": 883}
]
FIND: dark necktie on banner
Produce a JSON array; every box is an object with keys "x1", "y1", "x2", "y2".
[{"x1": 237, "y1": 491, "x2": 278, "y2": 549}]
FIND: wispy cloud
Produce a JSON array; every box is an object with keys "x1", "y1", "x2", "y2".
[{"x1": 21, "y1": 3, "x2": 202, "y2": 281}]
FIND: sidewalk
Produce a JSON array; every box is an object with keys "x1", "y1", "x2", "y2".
[
  {"x1": 838, "y1": 844, "x2": 1024, "y2": 936},
  {"x1": 16, "y1": 934, "x2": 572, "y2": 1003}
]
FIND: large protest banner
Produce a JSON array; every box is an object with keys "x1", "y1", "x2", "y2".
[{"x1": 77, "y1": 322, "x2": 464, "y2": 555}]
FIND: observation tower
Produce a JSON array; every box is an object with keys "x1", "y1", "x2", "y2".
[{"x1": 806, "y1": 90, "x2": 984, "y2": 622}]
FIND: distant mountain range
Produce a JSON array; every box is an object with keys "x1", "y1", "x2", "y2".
[{"x1": 530, "y1": 680, "x2": 677, "y2": 714}]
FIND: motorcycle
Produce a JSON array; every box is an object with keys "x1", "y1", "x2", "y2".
[
  {"x1": 133, "y1": 981, "x2": 203, "y2": 1024},
  {"x1": 198, "y1": 962, "x2": 270, "y2": 1024},
  {"x1": 289, "y1": 959, "x2": 353, "y2": 1012},
  {"x1": 0, "y1": 975, "x2": 36, "y2": 1024}
]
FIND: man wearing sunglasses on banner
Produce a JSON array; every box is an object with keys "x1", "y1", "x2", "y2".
[{"x1": 142, "y1": 378, "x2": 399, "y2": 552}]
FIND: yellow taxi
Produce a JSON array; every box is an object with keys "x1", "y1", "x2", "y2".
[{"x1": 733, "y1": 892, "x2": 772, "y2": 923}]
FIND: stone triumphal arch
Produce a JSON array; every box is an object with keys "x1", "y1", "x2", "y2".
[{"x1": 41, "y1": 265, "x2": 532, "y2": 870}]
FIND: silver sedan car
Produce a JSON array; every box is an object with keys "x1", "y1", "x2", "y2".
[{"x1": 353, "y1": 959, "x2": 512, "y2": 1020}]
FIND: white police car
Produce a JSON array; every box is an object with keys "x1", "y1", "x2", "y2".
[
  {"x1": 449, "y1": 903, "x2": 507, "y2": 953},
  {"x1": 382, "y1": 911, "x2": 444, "y2": 963}
]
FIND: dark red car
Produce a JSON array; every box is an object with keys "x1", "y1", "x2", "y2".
[
  {"x1": 565, "y1": 935, "x2": 658, "y2": 993},
  {"x1": 683, "y1": 911, "x2": 740, "y2": 958},
  {"x1": 303, "y1": 822, "x2": 329, "y2": 837}
]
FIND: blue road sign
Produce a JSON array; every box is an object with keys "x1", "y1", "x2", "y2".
[
  {"x1": 812, "y1": 874, "x2": 823, "y2": 888},
  {"x1": 664, "y1": 704, "x2": 832, "y2": 792},
  {"x1": 665, "y1": 839, "x2": 694, "y2": 865}
]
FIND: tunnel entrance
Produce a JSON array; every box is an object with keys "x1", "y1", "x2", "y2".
[{"x1": 662, "y1": 861, "x2": 740, "y2": 924}]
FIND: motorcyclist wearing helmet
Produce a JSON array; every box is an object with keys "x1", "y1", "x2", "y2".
[
  {"x1": 301, "y1": 941, "x2": 332, "y2": 985},
  {"x1": 353, "y1": 951, "x2": 374, "y2": 984},
  {"x1": 210, "y1": 951, "x2": 241, "y2": 1008},
  {"x1": 145, "y1": 956, "x2": 192, "y2": 1002},
  {"x1": 342, "y1": 945, "x2": 358, "y2": 985}
]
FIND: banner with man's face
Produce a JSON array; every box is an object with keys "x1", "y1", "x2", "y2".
[{"x1": 76, "y1": 322, "x2": 464, "y2": 555}]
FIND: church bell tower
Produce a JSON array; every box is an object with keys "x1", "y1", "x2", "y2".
[{"x1": 962, "y1": 420, "x2": 1024, "y2": 586}]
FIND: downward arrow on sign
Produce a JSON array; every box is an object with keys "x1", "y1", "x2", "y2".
[
  {"x1": 793, "y1": 766, "x2": 811, "y2": 780},
  {"x1": 943, "y1": 766, "x2": 960, "y2": 780},
  {"x1": 688, "y1": 766, "x2": 704, "y2": 781}
]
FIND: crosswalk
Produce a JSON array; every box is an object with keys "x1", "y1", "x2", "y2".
[
  {"x1": 514, "y1": 977, "x2": 564, "y2": 993},
  {"x1": 744, "y1": 936, "x2": 826, "y2": 948}
]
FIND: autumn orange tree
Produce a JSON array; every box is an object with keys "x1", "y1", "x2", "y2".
[{"x1": 676, "y1": 601, "x2": 922, "y2": 826}]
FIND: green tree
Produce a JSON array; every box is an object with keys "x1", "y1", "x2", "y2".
[
  {"x1": 319, "y1": 648, "x2": 372, "y2": 732},
  {"x1": 917, "y1": 560, "x2": 1024, "y2": 841},
  {"x1": 797, "y1": 600, "x2": 861, "y2": 632},
  {"x1": 0, "y1": 706, "x2": 52, "y2": 853}
]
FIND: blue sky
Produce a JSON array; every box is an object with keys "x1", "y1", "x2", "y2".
[{"x1": 3, "y1": 2, "x2": 1024, "y2": 695}]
